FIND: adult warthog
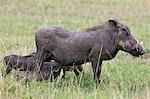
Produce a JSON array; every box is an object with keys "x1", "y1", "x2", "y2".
[{"x1": 35, "y1": 19, "x2": 145, "y2": 86}]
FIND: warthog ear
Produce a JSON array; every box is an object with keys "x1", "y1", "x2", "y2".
[{"x1": 108, "y1": 19, "x2": 118, "y2": 28}]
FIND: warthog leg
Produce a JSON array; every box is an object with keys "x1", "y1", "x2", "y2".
[{"x1": 91, "y1": 60, "x2": 102, "y2": 87}]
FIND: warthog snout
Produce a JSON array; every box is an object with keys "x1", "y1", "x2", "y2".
[
  {"x1": 130, "y1": 43, "x2": 145, "y2": 57},
  {"x1": 136, "y1": 44, "x2": 145, "y2": 55}
]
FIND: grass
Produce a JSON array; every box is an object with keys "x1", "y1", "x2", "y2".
[{"x1": 0, "y1": 0, "x2": 150, "y2": 98}]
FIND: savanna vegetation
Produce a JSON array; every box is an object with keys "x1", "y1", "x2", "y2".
[{"x1": 0, "y1": 0, "x2": 150, "y2": 98}]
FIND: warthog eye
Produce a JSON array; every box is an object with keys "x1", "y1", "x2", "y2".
[
  {"x1": 122, "y1": 28, "x2": 129, "y2": 36},
  {"x1": 122, "y1": 28, "x2": 126, "y2": 32}
]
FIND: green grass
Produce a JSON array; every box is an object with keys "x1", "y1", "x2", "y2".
[{"x1": 0, "y1": 0, "x2": 150, "y2": 98}]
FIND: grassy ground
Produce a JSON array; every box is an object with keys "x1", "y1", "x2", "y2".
[{"x1": 0, "y1": 0, "x2": 150, "y2": 98}]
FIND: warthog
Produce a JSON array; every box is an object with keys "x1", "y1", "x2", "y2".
[
  {"x1": 34, "y1": 19, "x2": 145, "y2": 86},
  {"x1": 2, "y1": 54, "x2": 61, "y2": 80},
  {"x1": 3, "y1": 54, "x2": 37, "y2": 77}
]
